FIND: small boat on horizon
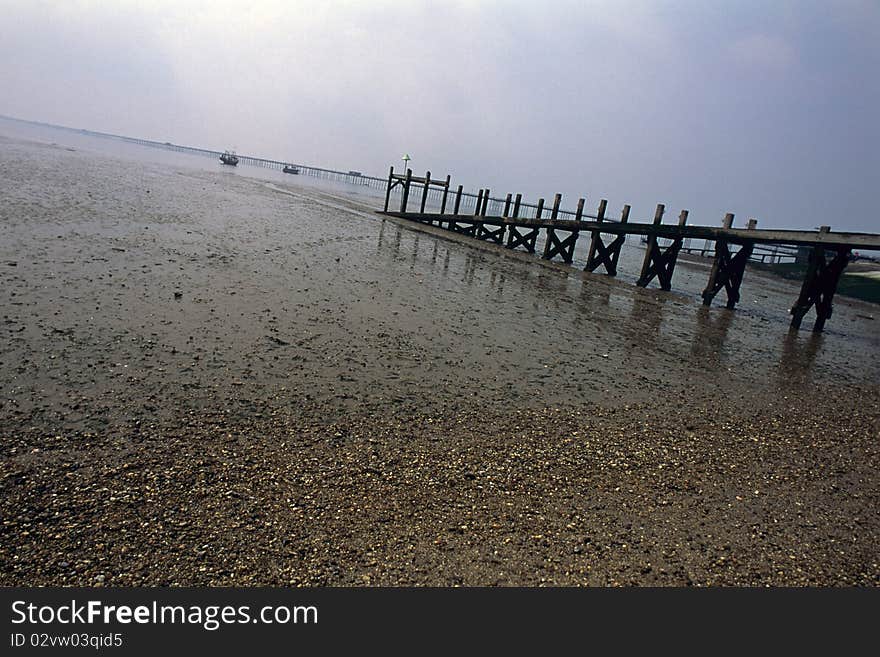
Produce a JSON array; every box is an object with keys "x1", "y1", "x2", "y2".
[
  {"x1": 220, "y1": 150, "x2": 239, "y2": 166},
  {"x1": 283, "y1": 164, "x2": 300, "y2": 174}
]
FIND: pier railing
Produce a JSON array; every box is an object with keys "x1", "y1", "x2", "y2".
[{"x1": 379, "y1": 168, "x2": 880, "y2": 334}]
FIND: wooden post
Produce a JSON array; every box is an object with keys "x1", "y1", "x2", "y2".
[
  {"x1": 476, "y1": 190, "x2": 505, "y2": 244},
  {"x1": 474, "y1": 189, "x2": 483, "y2": 216},
  {"x1": 790, "y1": 226, "x2": 849, "y2": 332},
  {"x1": 609, "y1": 204, "x2": 631, "y2": 272},
  {"x1": 638, "y1": 207, "x2": 686, "y2": 290},
  {"x1": 585, "y1": 199, "x2": 608, "y2": 268},
  {"x1": 440, "y1": 175, "x2": 451, "y2": 214},
  {"x1": 420, "y1": 171, "x2": 431, "y2": 214},
  {"x1": 542, "y1": 194, "x2": 563, "y2": 260},
  {"x1": 536, "y1": 198, "x2": 545, "y2": 219},
  {"x1": 701, "y1": 213, "x2": 753, "y2": 309},
  {"x1": 638, "y1": 204, "x2": 665, "y2": 283},
  {"x1": 702, "y1": 214, "x2": 734, "y2": 304},
  {"x1": 664, "y1": 208, "x2": 689, "y2": 283},
  {"x1": 575, "y1": 198, "x2": 585, "y2": 222},
  {"x1": 400, "y1": 168, "x2": 412, "y2": 212},
  {"x1": 453, "y1": 184, "x2": 463, "y2": 215},
  {"x1": 542, "y1": 194, "x2": 579, "y2": 263},
  {"x1": 506, "y1": 194, "x2": 540, "y2": 253},
  {"x1": 503, "y1": 193, "x2": 512, "y2": 217},
  {"x1": 384, "y1": 165, "x2": 394, "y2": 212}
]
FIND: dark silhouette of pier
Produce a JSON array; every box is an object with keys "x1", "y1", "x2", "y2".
[{"x1": 379, "y1": 168, "x2": 880, "y2": 334}]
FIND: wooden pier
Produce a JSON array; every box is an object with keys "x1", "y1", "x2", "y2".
[{"x1": 379, "y1": 168, "x2": 880, "y2": 333}]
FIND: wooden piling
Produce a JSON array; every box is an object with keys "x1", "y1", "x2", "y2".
[
  {"x1": 542, "y1": 194, "x2": 563, "y2": 260},
  {"x1": 638, "y1": 207, "x2": 688, "y2": 290},
  {"x1": 506, "y1": 195, "x2": 541, "y2": 253},
  {"x1": 400, "y1": 169, "x2": 412, "y2": 212},
  {"x1": 440, "y1": 175, "x2": 451, "y2": 214},
  {"x1": 503, "y1": 193, "x2": 512, "y2": 217},
  {"x1": 585, "y1": 199, "x2": 607, "y2": 271},
  {"x1": 420, "y1": 171, "x2": 431, "y2": 214},
  {"x1": 609, "y1": 204, "x2": 631, "y2": 272},
  {"x1": 701, "y1": 213, "x2": 753, "y2": 309},
  {"x1": 383, "y1": 166, "x2": 394, "y2": 212},
  {"x1": 790, "y1": 227, "x2": 850, "y2": 332},
  {"x1": 453, "y1": 184, "x2": 463, "y2": 215},
  {"x1": 542, "y1": 194, "x2": 579, "y2": 263},
  {"x1": 638, "y1": 204, "x2": 666, "y2": 283}
]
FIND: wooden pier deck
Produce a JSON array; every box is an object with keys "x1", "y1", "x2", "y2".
[{"x1": 379, "y1": 168, "x2": 880, "y2": 334}]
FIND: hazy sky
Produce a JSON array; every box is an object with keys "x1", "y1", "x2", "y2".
[{"x1": 1, "y1": 0, "x2": 878, "y2": 231}]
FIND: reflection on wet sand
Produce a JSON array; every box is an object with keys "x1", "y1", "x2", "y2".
[
  {"x1": 488, "y1": 270, "x2": 506, "y2": 298},
  {"x1": 777, "y1": 330, "x2": 823, "y2": 387},
  {"x1": 628, "y1": 289, "x2": 667, "y2": 334},
  {"x1": 410, "y1": 232, "x2": 420, "y2": 266},
  {"x1": 462, "y1": 253, "x2": 479, "y2": 286},
  {"x1": 393, "y1": 224, "x2": 403, "y2": 257},
  {"x1": 690, "y1": 305, "x2": 735, "y2": 366},
  {"x1": 578, "y1": 276, "x2": 612, "y2": 310},
  {"x1": 376, "y1": 218, "x2": 386, "y2": 252}
]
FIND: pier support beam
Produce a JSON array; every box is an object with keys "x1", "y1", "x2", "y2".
[
  {"x1": 383, "y1": 166, "x2": 395, "y2": 212},
  {"x1": 476, "y1": 221, "x2": 506, "y2": 244},
  {"x1": 476, "y1": 189, "x2": 505, "y2": 244},
  {"x1": 637, "y1": 208, "x2": 688, "y2": 290},
  {"x1": 701, "y1": 214, "x2": 754, "y2": 309},
  {"x1": 505, "y1": 225, "x2": 540, "y2": 253},
  {"x1": 506, "y1": 197, "x2": 542, "y2": 253},
  {"x1": 543, "y1": 196, "x2": 581, "y2": 264},
  {"x1": 585, "y1": 201, "x2": 629, "y2": 275},
  {"x1": 419, "y1": 171, "x2": 432, "y2": 214},
  {"x1": 449, "y1": 216, "x2": 478, "y2": 236},
  {"x1": 789, "y1": 234, "x2": 850, "y2": 332},
  {"x1": 440, "y1": 175, "x2": 451, "y2": 214},
  {"x1": 399, "y1": 169, "x2": 412, "y2": 213}
]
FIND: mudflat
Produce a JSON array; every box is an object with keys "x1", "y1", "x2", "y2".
[{"x1": 1, "y1": 135, "x2": 878, "y2": 585}]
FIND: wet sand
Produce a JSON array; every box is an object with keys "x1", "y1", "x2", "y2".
[{"x1": 1, "y1": 133, "x2": 879, "y2": 585}]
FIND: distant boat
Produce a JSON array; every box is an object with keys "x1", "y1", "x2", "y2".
[
  {"x1": 220, "y1": 150, "x2": 239, "y2": 166},
  {"x1": 283, "y1": 164, "x2": 300, "y2": 174}
]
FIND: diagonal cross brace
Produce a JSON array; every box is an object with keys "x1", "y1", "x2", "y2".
[
  {"x1": 542, "y1": 229, "x2": 579, "y2": 264},
  {"x1": 701, "y1": 241, "x2": 754, "y2": 309},
  {"x1": 450, "y1": 221, "x2": 478, "y2": 237},
  {"x1": 637, "y1": 239, "x2": 683, "y2": 290},
  {"x1": 477, "y1": 223, "x2": 506, "y2": 244},
  {"x1": 585, "y1": 234, "x2": 627, "y2": 276},
  {"x1": 506, "y1": 225, "x2": 540, "y2": 253}
]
